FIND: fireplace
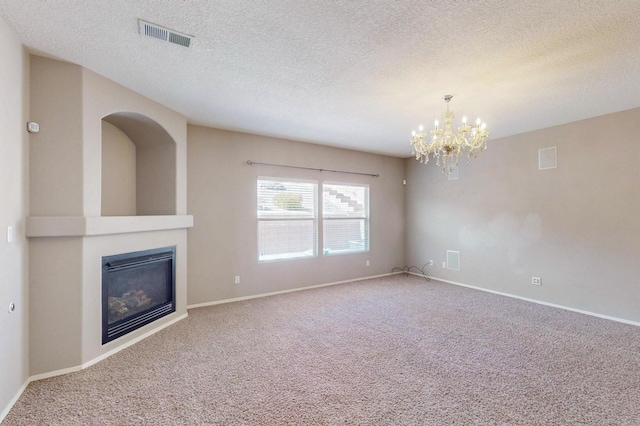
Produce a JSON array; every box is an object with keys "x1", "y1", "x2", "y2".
[{"x1": 102, "y1": 246, "x2": 176, "y2": 344}]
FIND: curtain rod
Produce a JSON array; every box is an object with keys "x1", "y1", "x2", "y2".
[{"x1": 246, "y1": 160, "x2": 379, "y2": 178}]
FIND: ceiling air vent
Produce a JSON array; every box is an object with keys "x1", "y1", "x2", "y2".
[{"x1": 138, "y1": 19, "x2": 194, "y2": 48}]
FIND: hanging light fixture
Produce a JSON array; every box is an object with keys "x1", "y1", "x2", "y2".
[{"x1": 410, "y1": 95, "x2": 489, "y2": 175}]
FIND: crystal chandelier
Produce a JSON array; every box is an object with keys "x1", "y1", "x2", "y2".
[{"x1": 410, "y1": 95, "x2": 489, "y2": 175}]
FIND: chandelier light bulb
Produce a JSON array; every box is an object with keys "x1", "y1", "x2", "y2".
[
  {"x1": 476, "y1": 118, "x2": 481, "y2": 125},
  {"x1": 412, "y1": 130, "x2": 416, "y2": 136},
  {"x1": 434, "y1": 120, "x2": 439, "y2": 129},
  {"x1": 418, "y1": 124, "x2": 424, "y2": 132},
  {"x1": 481, "y1": 122, "x2": 487, "y2": 130},
  {"x1": 462, "y1": 116, "x2": 467, "y2": 124}
]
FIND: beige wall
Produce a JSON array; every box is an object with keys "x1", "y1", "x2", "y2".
[
  {"x1": 101, "y1": 121, "x2": 136, "y2": 216},
  {"x1": 29, "y1": 238, "x2": 83, "y2": 372},
  {"x1": 0, "y1": 15, "x2": 29, "y2": 418},
  {"x1": 29, "y1": 56, "x2": 187, "y2": 218},
  {"x1": 29, "y1": 56, "x2": 84, "y2": 216},
  {"x1": 82, "y1": 70, "x2": 185, "y2": 216},
  {"x1": 405, "y1": 107, "x2": 640, "y2": 322},
  {"x1": 187, "y1": 126, "x2": 405, "y2": 305},
  {"x1": 27, "y1": 56, "x2": 191, "y2": 376}
]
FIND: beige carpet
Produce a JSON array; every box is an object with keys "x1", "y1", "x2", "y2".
[{"x1": 4, "y1": 274, "x2": 640, "y2": 425}]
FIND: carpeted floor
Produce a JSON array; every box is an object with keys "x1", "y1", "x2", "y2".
[{"x1": 4, "y1": 274, "x2": 640, "y2": 425}]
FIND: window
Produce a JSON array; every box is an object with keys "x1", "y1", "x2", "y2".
[
  {"x1": 257, "y1": 178, "x2": 317, "y2": 261},
  {"x1": 322, "y1": 183, "x2": 369, "y2": 255}
]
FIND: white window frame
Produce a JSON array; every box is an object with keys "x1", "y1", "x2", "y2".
[
  {"x1": 257, "y1": 177, "x2": 318, "y2": 262},
  {"x1": 322, "y1": 181, "x2": 370, "y2": 256}
]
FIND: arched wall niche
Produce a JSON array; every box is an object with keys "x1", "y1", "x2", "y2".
[{"x1": 102, "y1": 112, "x2": 177, "y2": 216}]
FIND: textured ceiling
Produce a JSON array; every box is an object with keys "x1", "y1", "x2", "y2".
[{"x1": 1, "y1": 0, "x2": 640, "y2": 157}]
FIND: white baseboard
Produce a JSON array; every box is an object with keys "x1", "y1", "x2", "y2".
[
  {"x1": 188, "y1": 272, "x2": 400, "y2": 310},
  {"x1": 1, "y1": 312, "x2": 189, "y2": 422},
  {"x1": 30, "y1": 313, "x2": 188, "y2": 382},
  {"x1": 0, "y1": 379, "x2": 29, "y2": 424},
  {"x1": 419, "y1": 273, "x2": 640, "y2": 327}
]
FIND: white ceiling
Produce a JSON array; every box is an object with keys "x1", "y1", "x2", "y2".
[{"x1": 1, "y1": 0, "x2": 640, "y2": 157}]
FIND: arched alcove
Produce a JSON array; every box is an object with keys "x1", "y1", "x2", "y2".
[{"x1": 102, "y1": 112, "x2": 177, "y2": 216}]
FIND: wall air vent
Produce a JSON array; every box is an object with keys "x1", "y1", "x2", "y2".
[
  {"x1": 138, "y1": 20, "x2": 194, "y2": 48},
  {"x1": 538, "y1": 146, "x2": 557, "y2": 170}
]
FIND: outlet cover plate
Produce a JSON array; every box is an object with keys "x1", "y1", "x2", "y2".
[{"x1": 532, "y1": 277, "x2": 542, "y2": 286}]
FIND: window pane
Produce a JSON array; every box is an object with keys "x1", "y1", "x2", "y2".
[
  {"x1": 322, "y1": 183, "x2": 369, "y2": 255},
  {"x1": 258, "y1": 219, "x2": 316, "y2": 261},
  {"x1": 323, "y1": 218, "x2": 368, "y2": 254},
  {"x1": 258, "y1": 178, "x2": 318, "y2": 261},
  {"x1": 258, "y1": 179, "x2": 316, "y2": 219},
  {"x1": 323, "y1": 183, "x2": 367, "y2": 218}
]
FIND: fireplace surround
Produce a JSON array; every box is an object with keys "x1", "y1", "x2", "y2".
[{"x1": 102, "y1": 247, "x2": 176, "y2": 344}]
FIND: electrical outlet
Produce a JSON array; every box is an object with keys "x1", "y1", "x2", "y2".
[
  {"x1": 366, "y1": 260, "x2": 370, "y2": 266},
  {"x1": 7, "y1": 226, "x2": 13, "y2": 243},
  {"x1": 428, "y1": 260, "x2": 433, "y2": 266},
  {"x1": 442, "y1": 261, "x2": 446, "y2": 268},
  {"x1": 532, "y1": 277, "x2": 542, "y2": 286},
  {"x1": 234, "y1": 276, "x2": 240, "y2": 284}
]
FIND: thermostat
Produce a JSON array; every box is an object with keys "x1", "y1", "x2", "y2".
[{"x1": 27, "y1": 122, "x2": 39, "y2": 133}]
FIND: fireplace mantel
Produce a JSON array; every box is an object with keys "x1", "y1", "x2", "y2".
[{"x1": 27, "y1": 215, "x2": 194, "y2": 238}]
